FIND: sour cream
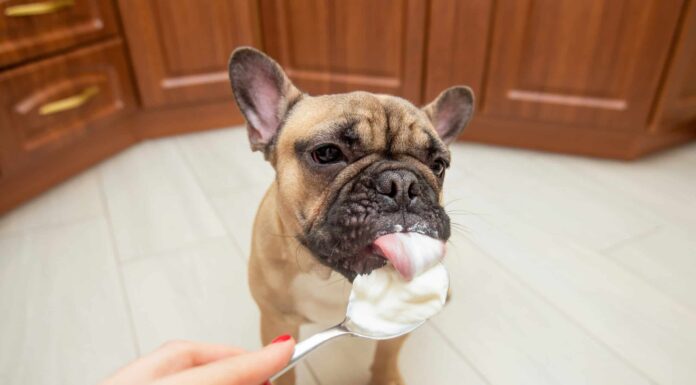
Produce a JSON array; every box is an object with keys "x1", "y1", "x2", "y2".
[{"x1": 346, "y1": 263, "x2": 449, "y2": 336}]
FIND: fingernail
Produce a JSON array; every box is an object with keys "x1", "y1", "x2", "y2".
[
  {"x1": 262, "y1": 381, "x2": 271, "y2": 385},
  {"x1": 271, "y1": 334, "x2": 291, "y2": 344}
]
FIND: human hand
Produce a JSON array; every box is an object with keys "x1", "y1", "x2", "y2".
[{"x1": 100, "y1": 335, "x2": 294, "y2": 385}]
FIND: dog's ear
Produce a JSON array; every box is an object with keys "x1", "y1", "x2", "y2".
[
  {"x1": 422, "y1": 86, "x2": 475, "y2": 145},
  {"x1": 228, "y1": 47, "x2": 302, "y2": 154}
]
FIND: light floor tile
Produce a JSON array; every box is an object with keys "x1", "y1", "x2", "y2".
[
  {"x1": 210, "y1": 185, "x2": 269, "y2": 258},
  {"x1": 606, "y1": 225, "x2": 696, "y2": 312},
  {"x1": 447, "y1": 144, "x2": 661, "y2": 250},
  {"x1": 445, "y1": 180, "x2": 696, "y2": 385},
  {"x1": 301, "y1": 321, "x2": 487, "y2": 385},
  {"x1": 555, "y1": 145, "x2": 696, "y2": 231},
  {"x1": 432, "y1": 229, "x2": 653, "y2": 385},
  {"x1": 99, "y1": 141, "x2": 226, "y2": 261},
  {"x1": 121, "y1": 237, "x2": 260, "y2": 353},
  {"x1": 176, "y1": 127, "x2": 274, "y2": 195},
  {"x1": 0, "y1": 171, "x2": 101, "y2": 237},
  {"x1": 0, "y1": 219, "x2": 136, "y2": 385}
]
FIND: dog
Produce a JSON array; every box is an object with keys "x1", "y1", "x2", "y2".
[{"x1": 227, "y1": 47, "x2": 474, "y2": 385}]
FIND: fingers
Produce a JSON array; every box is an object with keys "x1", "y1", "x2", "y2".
[
  {"x1": 103, "y1": 340, "x2": 246, "y2": 384},
  {"x1": 154, "y1": 341, "x2": 246, "y2": 369},
  {"x1": 154, "y1": 337, "x2": 296, "y2": 385}
]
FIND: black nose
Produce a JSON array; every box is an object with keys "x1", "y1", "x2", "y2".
[{"x1": 375, "y1": 170, "x2": 420, "y2": 207}]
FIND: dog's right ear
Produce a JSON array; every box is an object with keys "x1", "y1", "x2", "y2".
[{"x1": 228, "y1": 47, "x2": 302, "y2": 155}]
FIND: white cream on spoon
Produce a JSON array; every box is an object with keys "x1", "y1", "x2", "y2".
[
  {"x1": 270, "y1": 231, "x2": 450, "y2": 381},
  {"x1": 347, "y1": 262, "x2": 449, "y2": 336},
  {"x1": 348, "y1": 231, "x2": 449, "y2": 335}
]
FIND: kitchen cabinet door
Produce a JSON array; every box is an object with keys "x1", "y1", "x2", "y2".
[
  {"x1": 424, "y1": 0, "x2": 493, "y2": 103},
  {"x1": 0, "y1": 0, "x2": 118, "y2": 68},
  {"x1": 260, "y1": 0, "x2": 427, "y2": 103},
  {"x1": 117, "y1": 0, "x2": 261, "y2": 108},
  {"x1": 483, "y1": 0, "x2": 684, "y2": 131}
]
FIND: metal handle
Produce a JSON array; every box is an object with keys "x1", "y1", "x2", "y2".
[
  {"x1": 38, "y1": 86, "x2": 99, "y2": 115},
  {"x1": 5, "y1": 0, "x2": 75, "y2": 17},
  {"x1": 269, "y1": 325, "x2": 351, "y2": 382}
]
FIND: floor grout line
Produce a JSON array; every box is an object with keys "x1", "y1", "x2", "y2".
[
  {"x1": 0, "y1": 212, "x2": 105, "y2": 240},
  {"x1": 95, "y1": 167, "x2": 143, "y2": 357},
  {"x1": 598, "y1": 225, "x2": 663, "y2": 255},
  {"x1": 457, "y1": 228, "x2": 662, "y2": 385},
  {"x1": 118, "y1": 234, "x2": 234, "y2": 267},
  {"x1": 172, "y1": 137, "x2": 251, "y2": 262},
  {"x1": 425, "y1": 323, "x2": 493, "y2": 385}
]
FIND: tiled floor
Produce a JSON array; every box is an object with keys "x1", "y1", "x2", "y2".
[{"x1": 1, "y1": 126, "x2": 695, "y2": 385}]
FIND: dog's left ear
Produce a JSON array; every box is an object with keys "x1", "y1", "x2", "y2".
[
  {"x1": 422, "y1": 86, "x2": 475, "y2": 145},
  {"x1": 228, "y1": 47, "x2": 302, "y2": 155}
]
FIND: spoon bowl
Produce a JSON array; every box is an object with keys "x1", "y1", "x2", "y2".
[{"x1": 270, "y1": 317, "x2": 424, "y2": 382}]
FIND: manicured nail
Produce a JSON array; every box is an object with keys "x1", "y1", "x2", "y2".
[
  {"x1": 262, "y1": 381, "x2": 271, "y2": 385},
  {"x1": 271, "y1": 334, "x2": 291, "y2": 344}
]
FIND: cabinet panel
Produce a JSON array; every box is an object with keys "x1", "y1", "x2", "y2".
[
  {"x1": 424, "y1": 0, "x2": 493, "y2": 103},
  {"x1": 118, "y1": 0, "x2": 261, "y2": 107},
  {"x1": 484, "y1": 0, "x2": 683, "y2": 130},
  {"x1": 652, "y1": 0, "x2": 696, "y2": 130},
  {"x1": 0, "y1": 39, "x2": 136, "y2": 176},
  {"x1": 260, "y1": 0, "x2": 427, "y2": 103},
  {"x1": 0, "y1": 0, "x2": 118, "y2": 68}
]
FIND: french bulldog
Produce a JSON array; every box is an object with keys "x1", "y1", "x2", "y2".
[{"x1": 228, "y1": 47, "x2": 474, "y2": 385}]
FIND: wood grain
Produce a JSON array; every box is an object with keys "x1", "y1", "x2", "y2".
[
  {"x1": 0, "y1": 0, "x2": 118, "y2": 68},
  {"x1": 0, "y1": 39, "x2": 137, "y2": 214},
  {"x1": 0, "y1": 39, "x2": 136, "y2": 177},
  {"x1": 260, "y1": 0, "x2": 427, "y2": 103},
  {"x1": 651, "y1": 0, "x2": 696, "y2": 131},
  {"x1": 117, "y1": 0, "x2": 261, "y2": 108},
  {"x1": 484, "y1": 0, "x2": 683, "y2": 130},
  {"x1": 423, "y1": 0, "x2": 493, "y2": 104},
  {"x1": 461, "y1": 115, "x2": 696, "y2": 159}
]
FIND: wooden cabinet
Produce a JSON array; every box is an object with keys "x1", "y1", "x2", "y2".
[
  {"x1": 425, "y1": 0, "x2": 696, "y2": 158},
  {"x1": 652, "y1": 0, "x2": 696, "y2": 131},
  {"x1": 260, "y1": 0, "x2": 427, "y2": 103},
  {"x1": 2, "y1": 0, "x2": 696, "y2": 213},
  {"x1": 424, "y1": 0, "x2": 493, "y2": 103},
  {"x1": 483, "y1": 0, "x2": 682, "y2": 131},
  {"x1": 0, "y1": 40, "x2": 136, "y2": 177},
  {"x1": 0, "y1": 0, "x2": 135, "y2": 212},
  {"x1": 0, "y1": 0, "x2": 118, "y2": 68},
  {"x1": 117, "y1": 0, "x2": 261, "y2": 108}
]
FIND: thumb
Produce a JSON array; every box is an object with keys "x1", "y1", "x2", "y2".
[{"x1": 155, "y1": 336, "x2": 295, "y2": 385}]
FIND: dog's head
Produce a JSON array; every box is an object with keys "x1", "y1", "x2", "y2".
[{"x1": 229, "y1": 48, "x2": 474, "y2": 281}]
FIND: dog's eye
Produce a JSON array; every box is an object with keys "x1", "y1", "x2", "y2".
[
  {"x1": 431, "y1": 159, "x2": 447, "y2": 178},
  {"x1": 312, "y1": 144, "x2": 345, "y2": 164}
]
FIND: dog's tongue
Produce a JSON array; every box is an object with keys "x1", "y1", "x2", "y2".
[{"x1": 372, "y1": 232, "x2": 446, "y2": 281}]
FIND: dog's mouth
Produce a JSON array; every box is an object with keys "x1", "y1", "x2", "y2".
[
  {"x1": 351, "y1": 244, "x2": 389, "y2": 276},
  {"x1": 343, "y1": 230, "x2": 447, "y2": 281}
]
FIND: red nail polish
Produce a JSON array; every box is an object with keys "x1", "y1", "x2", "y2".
[
  {"x1": 262, "y1": 381, "x2": 271, "y2": 385},
  {"x1": 271, "y1": 334, "x2": 291, "y2": 343}
]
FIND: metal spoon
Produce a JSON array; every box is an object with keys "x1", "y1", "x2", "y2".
[{"x1": 269, "y1": 316, "x2": 424, "y2": 382}]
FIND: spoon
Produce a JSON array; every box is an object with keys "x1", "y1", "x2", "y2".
[{"x1": 270, "y1": 317, "x2": 423, "y2": 382}]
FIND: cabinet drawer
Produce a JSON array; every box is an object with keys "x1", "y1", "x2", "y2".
[
  {"x1": 0, "y1": 0, "x2": 118, "y2": 68},
  {"x1": 0, "y1": 39, "x2": 136, "y2": 177}
]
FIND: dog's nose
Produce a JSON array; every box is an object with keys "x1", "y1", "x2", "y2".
[{"x1": 375, "y1": 170, "x2": 420, "y2": 207}]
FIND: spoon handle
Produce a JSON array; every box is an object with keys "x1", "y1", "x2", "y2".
[{"x1": 270, "y1": 324, "x2": 351, "y2": 382}]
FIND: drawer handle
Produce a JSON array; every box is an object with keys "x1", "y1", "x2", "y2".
[
  {"x1": 5, "y1": 0, "x2": 75, "y2": 17},
  {"x1": 39, "y1": 86, "x2": 99, "y2": 115}
]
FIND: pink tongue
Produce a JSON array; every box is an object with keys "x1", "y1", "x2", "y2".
[{"x1": 372, "y1": 232, "x2": 446, "y2": 281}]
